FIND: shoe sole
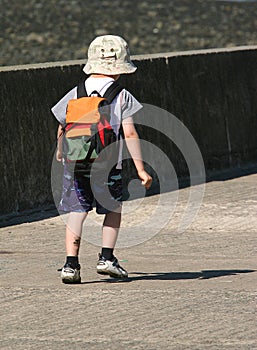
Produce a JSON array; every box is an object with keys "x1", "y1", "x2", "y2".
[
  {"x1": 97, "y1": 269, "x2": 128, "y2": 279},
  {"x1": 62, "y1": 277, "x2": 81, "y2": 284}
]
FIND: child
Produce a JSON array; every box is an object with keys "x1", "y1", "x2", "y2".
[{"x1": 51, "y1": 35, "x2": 152, "y2": 283}]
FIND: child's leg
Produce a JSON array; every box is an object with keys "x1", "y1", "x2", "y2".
[
  {"x1": 61, "y1": 212, "x2": 87, "y2": 283},
  {"x1": 97, "y1": 208, "x2": 128, "y2": 278},
  {"x1": 102, "y1": 210, "x2": 121, "y2": 249},
  {"x1": 66, "y1": 212, "x2": 88, "y2": 257}
]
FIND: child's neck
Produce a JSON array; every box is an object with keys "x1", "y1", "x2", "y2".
[{"x1": 90, "y1": 74, "x2": 120, "y2": 81}]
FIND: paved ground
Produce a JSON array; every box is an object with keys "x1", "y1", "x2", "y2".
[{"x1": 1, "y1": 173, "x2": 257, "y2": 349}]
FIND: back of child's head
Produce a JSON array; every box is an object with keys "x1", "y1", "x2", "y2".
[{"x1": 83, "y1": 35, "x2": 137, "y2": 76}]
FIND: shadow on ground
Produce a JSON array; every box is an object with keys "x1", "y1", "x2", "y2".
[
  {"x1": 1, "y1": 165, "x2": 256, "y2": 228},
  {"x1": 80, "y1": 269, "x2": 256, "y2": 284}
]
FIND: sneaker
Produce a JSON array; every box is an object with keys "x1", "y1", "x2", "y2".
[
  {"x1": 97, "y1": 254, "x2": 128, "y2": 278},
  {"x1": 61, "y1": 263, "x2": 81, "y2": 284}
]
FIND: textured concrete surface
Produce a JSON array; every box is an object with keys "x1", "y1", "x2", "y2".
[
  {"x1": 1, "y1": 174, "x2": 257, "y2": 349},
  {"x1": 1, "y1": 0, "x2": 257, "y2": 66}
]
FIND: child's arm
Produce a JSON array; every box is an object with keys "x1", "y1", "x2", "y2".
[
  {"x1": 56, "y1": 124, "x2": 64, "y2": 162},
  {"x1": 122, "y1": 117, "x2": 152, "y2": 189}
]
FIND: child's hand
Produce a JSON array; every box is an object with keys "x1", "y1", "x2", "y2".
[{"x1": 138, "y1": 170, "x2": 152, "y2": 189}]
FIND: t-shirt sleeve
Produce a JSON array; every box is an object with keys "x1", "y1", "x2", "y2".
[
  {"x1": 51, "y1": 87, "x2": 77, "y2": 125},
  {"x1": 120, "y1": 89, "x2": 143, "y2": 119}
]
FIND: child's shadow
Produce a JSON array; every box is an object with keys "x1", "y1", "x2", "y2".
[
  {"x1": 127, "y1": 269, "x2": 256, "y2": 281},
  {"x1": 81, "y1": 269, "x2": 255, "y2": 284}
]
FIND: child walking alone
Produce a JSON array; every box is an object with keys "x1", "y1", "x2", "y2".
[{"x1": 51, "y1": 35, "x2": 152, "y2": 283}]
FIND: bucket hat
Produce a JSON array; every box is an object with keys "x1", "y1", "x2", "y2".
[{"x1": 83, "y1": 35, "x2": 137, "y2": 75}]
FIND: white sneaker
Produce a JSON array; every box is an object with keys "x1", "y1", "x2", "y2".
[
  {"x1": 97, "y1": 254, "x2": 128, "y2": 278},
  {"x1": 61, "y1": 263, "x2": 81, "y2": 284}
]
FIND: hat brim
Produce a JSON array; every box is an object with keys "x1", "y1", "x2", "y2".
[{"x1": 83, "y1": 60, "x2": 137, "y2": 75}]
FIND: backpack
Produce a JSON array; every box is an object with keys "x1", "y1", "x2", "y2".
[{"x1": 63, "y1": 80, "x2": 124, "y2": 167}]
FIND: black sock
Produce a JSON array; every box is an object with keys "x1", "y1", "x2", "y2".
[
  {"x1": 101, "y1": 248, "x2": 114, "y2": 261},
  {"x1": 66, "y1": 256, "x2": 79, "y2": 268}
]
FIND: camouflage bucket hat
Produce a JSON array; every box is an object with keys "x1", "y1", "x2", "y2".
[{"x1": 83, "y1": 35, "x2": 137, "y2": 75}]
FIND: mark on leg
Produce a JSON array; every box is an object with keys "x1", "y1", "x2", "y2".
[{"x1": 73, "y1": 238, "x2": 81, "y2": 246}]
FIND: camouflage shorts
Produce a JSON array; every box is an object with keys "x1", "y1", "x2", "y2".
[{"x1": 59, "y1": 163, "x2": 122, "y2": 214}]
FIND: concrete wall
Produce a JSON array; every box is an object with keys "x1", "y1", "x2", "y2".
[{"x1": 0, "y1": 46, "x2": 257, "y2": 217}]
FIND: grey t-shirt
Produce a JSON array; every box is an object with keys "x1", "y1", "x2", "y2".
[{"x1": 51, "y1": 77, "x2": 143, "y2": 127}]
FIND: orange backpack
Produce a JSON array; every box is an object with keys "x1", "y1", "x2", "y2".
[{"x1": 63, "y1": 80, "x2": 123, "y2": 163}]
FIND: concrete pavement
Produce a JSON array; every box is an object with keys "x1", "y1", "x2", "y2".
[{"x1": 1, "y1": 173, "x2": 257, "y2": 349}]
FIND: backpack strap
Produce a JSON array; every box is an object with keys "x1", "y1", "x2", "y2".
[
  {"x1": 102, "y1": 81, "x2": 123, "y2": 103},
  {"x1": 77, "y1": 79, "x2": 123, "y2": 101},
  {"x1": 77, "y1": 79, "x2": 88, "y2": 98}
]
